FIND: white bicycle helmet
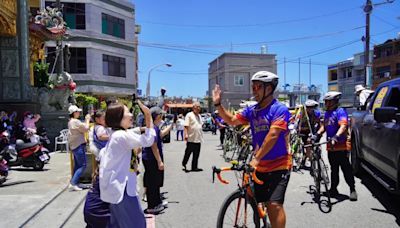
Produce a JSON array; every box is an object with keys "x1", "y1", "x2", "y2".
[
  {"x1": 251, "y1": 71, "x2": 279, "y2": 83},
  {"x1": 323, "y1": 91, "x2": 342, "y2": 101},
  {"x1": 305, "y1": 99, "x2": 319, "y2": 107}
]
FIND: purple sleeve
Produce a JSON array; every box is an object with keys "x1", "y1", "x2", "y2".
[{"x1": 271, "y1": 106, "x2": 290, "y2": 130}]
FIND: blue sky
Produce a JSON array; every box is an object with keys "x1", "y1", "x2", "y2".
[{"x1": 134, "y1": 0, "x2": 400, "y2": 98}]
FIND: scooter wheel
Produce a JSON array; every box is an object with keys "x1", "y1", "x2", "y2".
[{"x1": 33, "y1": 158, "x2": 44, "y2": 171}]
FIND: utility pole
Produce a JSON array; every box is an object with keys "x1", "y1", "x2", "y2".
[
  {"x1": 298, "y1": 58, "x2": 301, "y2": 85},
  {"x1": 309, "y1": 59, "x2": 311, "y2": 86},
  {"x1": 284, "y1": 57, "x2": 286, "y2": 90},
  {"x1": 363, "y1": 0, "x2": 395, "y2": 88},
  {"x1": 364, "y1": 0, "x2": 372, "y2": 88},
  {"x1": 56, "y1": 0, "x2": 63, "y2": 75}
]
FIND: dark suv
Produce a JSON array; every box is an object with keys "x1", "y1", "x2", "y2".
[{"x1": 350, "y1": 78, "x2": 400, "y2": 194}]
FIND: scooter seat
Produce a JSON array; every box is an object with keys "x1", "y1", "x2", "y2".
[{"x1": 15, "y1": 142, "x2": 40, "y2": 150}]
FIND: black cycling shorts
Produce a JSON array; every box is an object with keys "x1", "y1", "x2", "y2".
[{"x1": 254, "y1": 170, "x2": 290, "y2": 204}]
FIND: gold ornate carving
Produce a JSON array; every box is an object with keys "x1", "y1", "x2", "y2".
[
  {"x1": 29, "y1": 33, "x2": 45, "y2": 85},
  {"x1": 0, "y1": 0, "x2": 17, "y2": 36}
]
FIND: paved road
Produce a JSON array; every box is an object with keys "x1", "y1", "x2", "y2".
[{"x1": 1, "y1": 131, "x2": 400, "y2": 227}]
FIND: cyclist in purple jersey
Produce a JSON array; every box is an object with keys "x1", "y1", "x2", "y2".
[
  {"x1": 315, "y1": 91, "x2": 357, "y2": 201},
  {"x1": 213, "y1": 71, "x2": 291, "y2": 228}
]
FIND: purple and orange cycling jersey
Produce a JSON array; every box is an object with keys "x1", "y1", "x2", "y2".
[
  {"x1": 236, "y1": 99, "x2": 291, "y2": 172},
  {"x1": 324, "y1": 107, "x2": 350, "y2": 151}
]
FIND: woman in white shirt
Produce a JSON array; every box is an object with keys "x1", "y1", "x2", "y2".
[{"x1": 100, "y1": 101, "x2": 155, "y2": 228}]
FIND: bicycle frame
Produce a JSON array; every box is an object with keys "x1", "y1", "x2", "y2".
[{"x1": 212, "y1": 162, "x2": 268, "y2": 222}]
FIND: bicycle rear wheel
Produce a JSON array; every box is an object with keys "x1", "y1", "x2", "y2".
[{"x1": 216, "y1": 190, "x2": 263, "y2": 228}]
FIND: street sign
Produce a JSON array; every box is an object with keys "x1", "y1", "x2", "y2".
[{"x1": 137, "y1": 89, "x2": 142, "y2": 96}]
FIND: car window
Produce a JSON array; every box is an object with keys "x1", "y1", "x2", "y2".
[
  {"x1": 371, "y1": 86, "x2": 389, "y2": 113},
  {"x1": 384, "y1": 86, "x2": 400, "y2": 110}
]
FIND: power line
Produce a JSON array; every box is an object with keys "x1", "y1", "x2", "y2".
[
  {"x1": 141, "y1": 25, "x2": 365, "y2": 48},
  {"x1": 372, "y1": 14, "x2": 399, "y2": 28},
  {"x1": 138, "y1": 7, "x2": 361, "y2": 28}
]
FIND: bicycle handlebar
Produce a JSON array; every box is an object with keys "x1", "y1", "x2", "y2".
[
  {"x1": 303, "y1": 141, "x2": 329, "y2": 148},
  {"x1": 212, "y1": 164, "x2": 264, "y2": 185}
]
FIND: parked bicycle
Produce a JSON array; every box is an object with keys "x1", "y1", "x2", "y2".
[{"x1": 212, "y1": 157, "x2": 271, "y2": 228}]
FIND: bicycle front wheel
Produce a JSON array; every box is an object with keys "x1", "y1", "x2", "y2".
[{"x1": 216, "y1": 190, "x2": 262, "y2": 228}]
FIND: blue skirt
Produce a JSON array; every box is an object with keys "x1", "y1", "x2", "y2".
[{"x1": 109, "y1": 190, "x2": 146, "y2": 228}]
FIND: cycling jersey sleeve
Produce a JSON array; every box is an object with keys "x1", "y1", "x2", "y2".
[
  {"x1": 314, "y1": 109, "x2": 321, "y2": 119},
  {"x1": 337, "y1": 108, "x2": 348, "y2": 126},
  {"x1": 235, "y1": 107, "x2": 251, "y2": 124},
  {"x1": 271, "y1": 106, "x2": 290, "y2": 130}
]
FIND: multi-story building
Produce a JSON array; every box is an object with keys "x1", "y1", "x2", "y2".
[
  {"x1": 372, "y1": 38, "x2": 400, "y2": 89},
  {"x1": 328, "y1": 52, "x2": 372, "y2": 106},
  {"x1": 208, "y1": 52, "x2": 277, "y2": 109},
  {"x1": 45, "y1": 0, "x2": 138, "y2": 96}
]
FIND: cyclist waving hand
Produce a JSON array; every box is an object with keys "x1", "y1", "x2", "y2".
[{"x1": 213, "y1": 71, "x2": 291, "y2": 228}]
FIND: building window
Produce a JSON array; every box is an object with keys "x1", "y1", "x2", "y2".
[
  {"x1": 103, "y1": 54, "x2": 126, "y2": 77},
  {"x1": 234, "y1": 74, "x2": 244, "y2": 86},
  {"x1": 376, "y1": 65, "x2": 391, "y2": 79},
  {"x1": 69, "y1": 48, "x2": 87, "y2": 73},
  {"x1": 45, "y1": 2, "x2": 85, "y2": 29},
  {"x1": 102, "y1": 13, "x2": 125, "y2": 39},
  {"x1": 46, "y1": 47, "x2": 87, "y2": 74},
  {"x1": 347, "y1": 69, "x2": 352, "y2": 78},
  {"x1": 330, "y1": 71, "x2": 337, "y2": 81}
]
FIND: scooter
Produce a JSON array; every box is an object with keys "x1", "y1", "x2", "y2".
[
  {"x1": 0, "y1": 153, "x2": 9, "y2": 185},
  {"x1": 0, "y1": 158, "x2": 8, "y2": 185},
  {"x1": 37, "y1": 126, "x2": 51, "y2": 163},
  {"x1": 0, "y1": 131, "x2": 49, "y2": 171}
]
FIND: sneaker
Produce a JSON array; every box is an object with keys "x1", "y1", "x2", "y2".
[
  {"x1": 69, "y1": 184, "x2": 83, "y2": 191},
  {"x1": 182, "y1": 165, "x2": 187, "y2": 172},
  {"x1": 145, "y1": 205, "x2": 164, "y2": 214},
  {"x1": 161, "y1": 200, "x2": 168, "y2": 208},
  {"x1": 349, "y1": 191, "x2": 358, "y2": 201}
]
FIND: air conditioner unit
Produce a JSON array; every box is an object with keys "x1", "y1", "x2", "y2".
[{"x1": 384, "y1": 72, "x2": 391, "y2": 78}]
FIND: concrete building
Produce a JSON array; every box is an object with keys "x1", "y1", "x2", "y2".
[
  {"x1": 44, "y1": 0, "x2": 138, "y2": 96},
  {"x1": 372, "y1": 38, "x2": 400, "y2": 89},
  {"x1": 327, "y1": 52, "x2": 372, "y2": 106},
  {"x1": 208, "y1": 53, "x2": 277, "y2": 110}
]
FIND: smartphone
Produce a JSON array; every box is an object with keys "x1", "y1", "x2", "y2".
[{"x1": 132, "y1": 93, "x2": 137, "y2": 105}]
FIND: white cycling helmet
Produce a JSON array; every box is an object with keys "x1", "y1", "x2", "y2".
[
  {"x1": 323, "y1": 91, "x2": 342, "y2": 101},
  {"x1": 305, "y1": 99, "x2": 319, "y2": 107},
  {"x1": 251, "y1": 71, "x2": 279, "y2": 83},
  {"x1": 354, "y1": 84, "x2": 365, "y2": 94}
]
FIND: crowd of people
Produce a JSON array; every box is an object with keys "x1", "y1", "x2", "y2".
[
  {"x1": 63, "y1": 73, "x2": 374, "y2": 228},
  {"x1": 0, "y1": 110, "x2": 43, "y2": 144}
]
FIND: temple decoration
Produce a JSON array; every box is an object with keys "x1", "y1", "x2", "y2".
[{"x1": 0, "y1": 0, "x2": 17, "y2": 37}]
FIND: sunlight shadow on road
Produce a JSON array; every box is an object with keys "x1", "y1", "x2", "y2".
[{"x1": 0, "y1": 180, "x2": 35, "y2": 188}]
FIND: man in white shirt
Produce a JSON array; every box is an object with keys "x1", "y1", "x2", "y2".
[
  {"x1": 176, "y1": 114, "x2": 185, "y2": 141},
  {"x1": 182, "y1": 102, "x2": 203, "y2": 172},
  {"x1": 354, "y1": 85, "x2": 374, "y2": 110}
]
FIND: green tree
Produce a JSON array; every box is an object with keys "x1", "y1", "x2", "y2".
[{"x1": 33, "y1": 62, "x2": 49, "y2": 88}]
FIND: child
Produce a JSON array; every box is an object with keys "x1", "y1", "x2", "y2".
[
  {"x1": 89, "y1": 110, "x2": 110, "y2": 160},
  {"x1": 100, "y1": 101, "x2": 155, "y2": 228}
]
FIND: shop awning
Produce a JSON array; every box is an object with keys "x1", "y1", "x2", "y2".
[{"x1": 166, "y1": 103, "x2": 193, "y2": 108}]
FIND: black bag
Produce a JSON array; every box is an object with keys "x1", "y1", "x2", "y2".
[{"x1": 162, "y1": 131, "x2": 171, "y2": 143}]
